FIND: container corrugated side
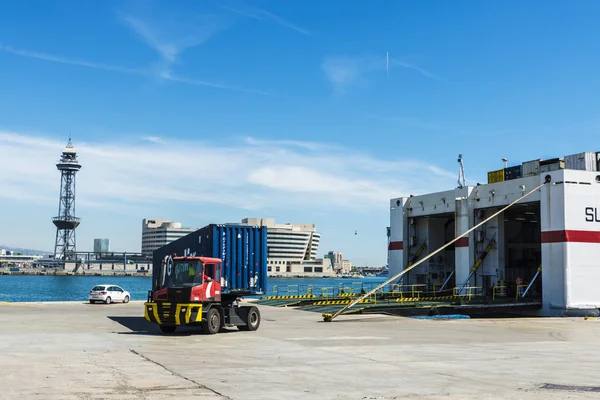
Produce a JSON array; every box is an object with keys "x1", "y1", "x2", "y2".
[
  {"x1": 504, "y1": 165, "x2": 522, "y2": 181},
  {"x1": 152, "y1": 224, "x2": 267, "y2": 295},
  {"x1": 522, "y1": 159, "x2": 540, "y2": 176},
  {"x1": 487, "y1": 169, "x2": 504, "y2": 184},
  {"x1": 565, "y1": 152, "x2": 597, "y2": 171},
  {"x1": 539, "y1": 158, "x2": 565, "y2": 173},
  {"x1": 210, "y1": 224, "x2": 268, "y2": 295}
]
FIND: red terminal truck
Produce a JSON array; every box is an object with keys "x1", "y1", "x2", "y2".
[
  {"x1": 143, "y1": 223, "x2": 268, "y2": 334},
  {"x1": 144, "y1": 255, "x2": 261, "y2": 334}
]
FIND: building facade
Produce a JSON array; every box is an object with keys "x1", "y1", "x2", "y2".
[
  {"x1": 141, "y1": 218, "x2": 197, "y2": 256},
  {"x1": 240, "y1": 217, "x2": 320, "y2": 260},
  {"x1": 324, "y1": 251, "x2": 352, "y2": 273},
  {"x1": 93, "y1": 238, "x2": 110, "y2": 253},
  {"x1": 239, "y1": 218, "x2": 328, "y2": 276}
]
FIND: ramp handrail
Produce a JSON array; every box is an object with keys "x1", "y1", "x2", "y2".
[
  {"x1": 322, "y1": 176, "x2": 551, "y2": 322},
  {"x1": 439, "y1": 270, "x2": 455, "y2": 292},
  {"x1": 493, "y1": 285, "x2": 506, "y2": 300},
  {"x1": 522, "y1": 267, "x2": 542, "y2": 298},
  {"x1": 453, "y1": 286, "x2": 482, "y2": 300},
  {"x1": 456, "y1": 235, "x2": 497, "y2": 295},
  {"x1": 516, "y1": 285, "x2": 528, "y2": 299}
]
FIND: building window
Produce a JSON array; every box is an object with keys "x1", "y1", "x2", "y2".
[
  {"x1": 268, "y1": 266, "x2": 272, "y2": 272},
  {"x1": 315, "y1": 267, "x2": 323, "y2": 273},
  {"x1": 276, "y1": 266, "x2": 280, "y2": 272},
  {"x1": 286, "y1": 266, "x2": 291, "y2": 272},
  {"x1": 304, "y1": 267, "x2": 312, "y2": 273}
]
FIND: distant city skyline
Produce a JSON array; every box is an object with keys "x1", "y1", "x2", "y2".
[{"x1": 3, "y1": 1, "x2": 600, "y2": 266}]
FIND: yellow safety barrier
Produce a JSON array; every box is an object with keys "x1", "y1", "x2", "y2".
[
  {"x1": 492, "y1": 285, "x2": 506, "y2": 300},
  {"x1": 321, "y1": 287, "x2": 334, "y2": 298},
  {"x1": 369, "y1": 291, "x2": 377, "y2": 305},
  {"x1": 395, "y1": 297, "x2": 419, "y2": 302},
  {"x1": 453, "y1": 286, "x2": 482, "y2": 300},
  {"x1": 286, "y1": 285, "x2": 299, "y2": 296},
  {"x1": 313, "y1": 299, "x2": 375, "y2": 306},
  {"x1": 395, "y1": 296, "x2": 455, "y2": 303},
  {"x1": 516, "y1": 284, "x2": 528, "y2": 299},
  {"x1": 389, "y1": 284, "x2": 403, "y2": 299},
  {"x1": 410, "y1": 284, "x2": 426, "y2": 299},
  {"x1": 264, "y1": 294, "x2": 317, "y2": 300}
]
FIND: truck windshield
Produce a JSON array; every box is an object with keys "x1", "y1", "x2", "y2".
[{"x1": 169, "y1": 262, "x2": 204, "y2": 287}]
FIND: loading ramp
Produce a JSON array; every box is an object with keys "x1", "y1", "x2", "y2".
[{"x1": 322, "y1": 177, "x2": 551, "y2": 322}]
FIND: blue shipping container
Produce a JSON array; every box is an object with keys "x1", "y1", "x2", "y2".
[
  {"x1": 152, "y1": 224, "x2": 268, "y2": 296},
  {"x1": 504, "y1": 165, "x2": 522, "y2": 181}
]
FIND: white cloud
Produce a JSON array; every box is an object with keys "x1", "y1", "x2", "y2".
[
  {"x1": 0, "y1": 42, "x2": 274, "y2": 96},
  {"x1": 143, "y1": 136, "x2": 164, "y2": 144},
  {"x1": 322, "y1": 54, "x2": 443, "y2": 91},
  {"x1": 0, "y1": 42, "x2": 146, "y2": 75},
  {"x1": 0, "y1": 130, "x2": 457, "y2": 214},
  {"x1": 119, "y1": 10, "x2": 225, "y2": 71},
  {"x1": 321, "y1": 56, "x2": 372, "y2": 90},
  {"x1": 223, "y1": 6, "x2": 310, "y2": 36},
  {"x1": 390, "y1": 58, "x2": 444, "y2": 82}
]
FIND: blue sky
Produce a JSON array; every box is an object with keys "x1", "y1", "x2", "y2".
[{"x1": 1, "y1": 0, "x2": 600, "y2": 265}]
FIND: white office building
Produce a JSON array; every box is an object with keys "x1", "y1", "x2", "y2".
[
  {"x1": 141, "y1": 218, "x2": 197, "y2": 256},
  {"x1": 239, "y1": 217, "x2": 328, "y2": 276}
]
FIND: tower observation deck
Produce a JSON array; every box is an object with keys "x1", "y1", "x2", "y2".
[{"x1": 53, "y1": 138, "x2": 82, "y2": 261}]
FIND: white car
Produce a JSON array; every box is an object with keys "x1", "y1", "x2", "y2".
[{"x1": 89, "y1": 284, "x2": 130, "y2": 304}]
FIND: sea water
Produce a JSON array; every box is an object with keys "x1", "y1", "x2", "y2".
[{"x1": 0, "y1": 275, "x2": 388, "y2": 302}]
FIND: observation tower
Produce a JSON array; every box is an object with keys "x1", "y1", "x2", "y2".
[{"x1": 52, "y1": 138, "x2": 82, "y2": 261}]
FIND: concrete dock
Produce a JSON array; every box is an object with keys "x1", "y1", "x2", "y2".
[{"x1": 1, "y1": 302, "x2": 600, "y2": 399}]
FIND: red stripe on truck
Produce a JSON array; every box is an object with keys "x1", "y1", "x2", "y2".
[
  {"x1": 541, "y1": 230, "x2": 600, "y2": 243},
  {"x1": 388, "y1": 241, "x2": 403, "y2": 251}
]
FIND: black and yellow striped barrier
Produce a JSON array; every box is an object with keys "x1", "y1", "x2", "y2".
[
  {"x1": 395, "y1": 296, "x2": 456, "y2": 302},
  {"x1": 312, "y1": 299, "x2": 375, "y2": 306},
  {"x1": 264, "y1": 294, "x2": 317, "y2": 300}
]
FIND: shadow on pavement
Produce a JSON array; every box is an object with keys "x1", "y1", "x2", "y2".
[
  {"x1": 107, "y1": 316, "x2": 236, "y2": 336},
  {"x1": 107, "y1": 316, "x2": 162, "y2": 335}
]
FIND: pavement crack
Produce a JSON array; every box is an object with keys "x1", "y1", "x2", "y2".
[{"x1": 129, "y1": 349, "x2": 233, "y2": 400}]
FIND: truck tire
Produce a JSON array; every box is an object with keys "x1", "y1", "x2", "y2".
[
  {"x1": 159, "y1": 325, "x2": 177, "y2": 334},
  {"x1": 239, "y1": 306, "x2": 261, "y2": 331},
  {"x1": 203, "y1": 307, "x2": 221, "y2": 334}
]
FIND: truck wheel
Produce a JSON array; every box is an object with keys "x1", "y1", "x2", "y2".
[
  {"x1": 159, "y1": 325, "x2": 176, "y2": 334},
  {"x1": 203, "y1": 308, "x2": 221, "y2": 334},
  {"x1": 239, "y1": 306, "x2": 261, "y2": 331}
]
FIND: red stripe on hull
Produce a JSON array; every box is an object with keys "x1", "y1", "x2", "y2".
[
  {"x1": 388, "y1": 241, "x2": 403, "y2": 251},
  {"x1": 455, "y1": 237, "x2": 469, "y2": 247},
  {"x1": 542, "y1": 230, "x2": 600, "y2": 243}
]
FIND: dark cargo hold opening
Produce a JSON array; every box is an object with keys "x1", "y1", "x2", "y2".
[{"x1": 503, "y1": 202, "x2": 541, "y2": 299}]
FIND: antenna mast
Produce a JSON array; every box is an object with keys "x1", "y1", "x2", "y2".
[{"x1": 457, "y1": 154, "x2": 466, "y2": 188}]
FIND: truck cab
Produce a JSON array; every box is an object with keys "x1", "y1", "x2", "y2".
[
  {"x1": 145, "y1": 255, "x2": 261, "y2": 335},
  {"x1": 152, "y1": 256, "x2": 222, "y2": 303}
]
